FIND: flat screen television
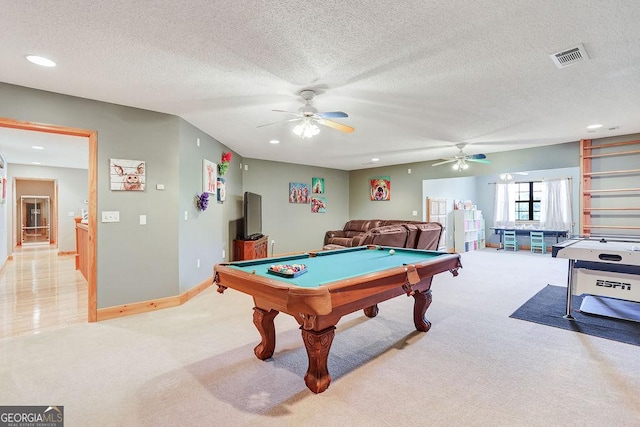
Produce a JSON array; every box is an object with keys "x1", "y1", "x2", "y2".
[{"x1": 243, "y1": 191, "x2": 263, "y2": 240}]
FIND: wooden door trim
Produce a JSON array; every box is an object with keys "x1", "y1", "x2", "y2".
[{"x1": 0, "y1": 117, "x2": 98, "y2": 322}]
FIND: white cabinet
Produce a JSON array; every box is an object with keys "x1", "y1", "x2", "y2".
[{"x1": 454, "y1": 209, "x2": 485, "y2": 252}]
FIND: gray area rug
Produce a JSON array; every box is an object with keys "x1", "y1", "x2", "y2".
[{"x1": 510, "y1": 285, "x2": 640, "y2": 346}]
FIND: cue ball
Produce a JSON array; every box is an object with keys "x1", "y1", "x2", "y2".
[{"x1": 389, "y1": 249, "x2": 395, "y2": 255}]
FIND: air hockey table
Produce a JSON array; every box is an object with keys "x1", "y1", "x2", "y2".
[{"x1": 552, "y1": 236, "x2": 640, "y2": 322}]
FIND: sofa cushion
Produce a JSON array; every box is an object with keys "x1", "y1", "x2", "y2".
[
  {"x1": 343, "y1": 219, "x2": 384, "y2": 233},
  {"x1": 356, "y1": 225, "x2": 408, "y2": 247},
  {"x1": 413, "y1": 222, "x2": 443, "y2": 250},
  {"x1": 325, "y1": 236, "x2": 356, "y2": 247},
  {"x1": 401, "y1": 223, "x2": 420, "y2": 249}
]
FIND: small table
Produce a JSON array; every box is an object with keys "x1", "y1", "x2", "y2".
[
  {"x1": 492, "y1": 227, "x2": 569, "y2": 250},
  {"x1": 214, "y1": 245, "x2": 461, "y2": 393}
]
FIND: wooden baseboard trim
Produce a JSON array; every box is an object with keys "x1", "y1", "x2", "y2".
[
  {"x1": 96, "y1": 277, "x2": 213, "y2": 321},
  {"x1": 58, "y1": 251, "x2": 76, "y2": 256}
]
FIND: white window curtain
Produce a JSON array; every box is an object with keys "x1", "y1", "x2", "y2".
[
  {"x1": 494, "y1": 183, "x2": 516, "y2": 228},
  {"x1": 539, "y1": 178, "x2": 572, "y2": 231}
]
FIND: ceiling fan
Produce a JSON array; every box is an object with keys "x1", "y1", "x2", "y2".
[
  {"x1": 257, "y1": 90, "x2": 354, "y2": 138},
  {"x1": 431, "y1": 143, "x2": 491, "y2": 171}
]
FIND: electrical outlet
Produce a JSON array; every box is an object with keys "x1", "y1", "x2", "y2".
[{"x1": 412, "y1": 210, "x2": 418, "y2": 216}]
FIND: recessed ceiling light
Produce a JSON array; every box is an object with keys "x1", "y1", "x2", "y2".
[
  {"x1": 25, "y1": 55, "x2": 56, "y2": 67},
  {"x1": 31, "y1": 161, "x2": 42, "y2": 165},
  {"x1": 32, "y1": 146, "x2": 44, "y2": 150},
  {"x1": 269, "y1": 139, "x2": 280, "y2": 144},
  {"x1": 371, "y1": 158, "x2": 380, "y2": 162},
  {"x1": 587, "y1": 124, "x2": 603, "y2": 129}
]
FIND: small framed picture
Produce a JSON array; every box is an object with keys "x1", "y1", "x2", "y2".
[
  {"x1": 110, "y1": 159, "x2": 146, "y2": 191},
  {"x1": 370, "y1": 176, "x2": 390, "y2": 201},
  {"x1": 203, "y1": 159, "x2": 217, "y2": 194},
  {"x1": 289, "y1": 182, "x2": 310, "y2": 204},
  {"x1": 312, "y1": 177, "x2": 325, "y2": 194},
  {"x1": 311, "y1": 196, "x2": 326, "y2": 213}
]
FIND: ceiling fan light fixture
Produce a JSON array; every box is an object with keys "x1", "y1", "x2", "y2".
[
  {"x1": 453, "y1": 159, "x2": 469, "y2": 171},
  {"x1": 293, "y1": 118, "x2": 320, "y2": 139}
]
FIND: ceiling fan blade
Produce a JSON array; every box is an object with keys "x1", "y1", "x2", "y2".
[
  {"x1": 467, "y1": 158, "x2": 491, "y2": 164},
  {"x1": 468, "y1": 153, "x2": 486, "y2": 160},
  {"x1": 431, "y1": 158, "x2": 456, "y2": 166},
  {"x1": 318, "y1": 119, "x2": 355, "y2": 133},
  {"x1": 271, "y1": 109, "x2": 302, "y2": 117},
  {"x1": 257, "y1": 118, "x2": 300, "y2": 128},
  {"x1": 318, "y1": 111, "x2": 348, "y2": 119}
]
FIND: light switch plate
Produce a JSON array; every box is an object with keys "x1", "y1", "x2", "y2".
[
  {"x1": 102, "y1": 211, "x2": 120, "y2": 223},
  {"x1": 139, "y1": 215, "x2": 147, "y2": 225}
]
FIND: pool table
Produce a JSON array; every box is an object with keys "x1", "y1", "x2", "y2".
[{"x1": 213, "y1": 245, "x2": 462, "y2": 393}]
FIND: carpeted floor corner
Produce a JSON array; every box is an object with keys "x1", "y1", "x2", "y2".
[{"x1": 510, "y1": 284, "x2": 640, "y2": 346}]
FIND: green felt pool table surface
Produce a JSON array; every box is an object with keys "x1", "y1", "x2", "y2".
[{"x1": 227, "y1": 246, "x2": 448, "y2": 288}]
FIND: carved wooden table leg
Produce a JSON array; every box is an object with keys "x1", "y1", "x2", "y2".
[
  {"x1": 301, "y1": 326, "x2": 336, "y2": 393},
  {"x1": 363, "y1": 304, "x2": 379, "y2": 318},
  {"x1": 252, "y1": 307, "x2": 279, "y2": 360},
  {"x1": 412, "y1": 289, "x2": 433, "y2": 332}
]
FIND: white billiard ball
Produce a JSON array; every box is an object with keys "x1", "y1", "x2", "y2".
[{"x1": 389, "y1": 249, "x2": 395, "y2": 255}]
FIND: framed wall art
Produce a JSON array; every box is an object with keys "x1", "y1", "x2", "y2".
[
  {"x1": 203, "y1": 159, "x2": 217, "y2": 194},
  {"x1": 289, "y1": 182, "x2": 310, "y2": 204},
  {"x1": 217, "y1": 177, "x2": 226, "y2": 202},
  {"x1": 312, "y1": 177, "x2": 325, "y2": 194},
  {"x1": 370, "y1": 176, "x2": 390, "y2": 201},
  {"x1": 110, "y1": 159, "x2": 146, "y2": 191},
  {"x1": 311, "y1": 196, "x2": 326, "y2": 213}
]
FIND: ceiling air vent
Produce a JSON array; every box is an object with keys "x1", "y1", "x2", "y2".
[{"x1": 550, "y1": 43, "x2": 589, "y2": 68}]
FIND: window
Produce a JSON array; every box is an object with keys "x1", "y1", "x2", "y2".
[{"x1": 515, "y1": 181, "x2": 542, "y2": 221}]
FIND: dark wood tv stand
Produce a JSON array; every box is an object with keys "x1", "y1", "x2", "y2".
[{"x1": 233, "y1": 235, "x2": 268, "y2": 261}]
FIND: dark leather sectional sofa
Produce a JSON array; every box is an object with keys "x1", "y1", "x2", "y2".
[{"x1": 323, "y1": 219, "x2": 444, "y2": 251}]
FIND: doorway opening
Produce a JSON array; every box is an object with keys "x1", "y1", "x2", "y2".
[
  {"x1": 0, "y1": 117, "x2": 97, "y2": 322},
  {"x1": 21, "y1": 195, "x2": 51, "y2": 245}
]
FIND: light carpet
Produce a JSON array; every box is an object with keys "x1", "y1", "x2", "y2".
[{"x1": 1, "y1": 249, "x2": 639, "y2": 426}]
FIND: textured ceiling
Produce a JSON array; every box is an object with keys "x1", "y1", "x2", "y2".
[{"x1": 2, "y1": 1, "x2": 640, "y2": 170}]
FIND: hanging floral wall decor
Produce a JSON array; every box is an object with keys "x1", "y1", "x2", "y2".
[
  {"x1": 195, "y1": 192, "x2": 210, "y2": 211},
  {"x1": 218, "y1": 152, "x2": 233, "y2": 175}
]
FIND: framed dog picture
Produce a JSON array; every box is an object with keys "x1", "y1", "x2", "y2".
[{"x1": 370, "y1": 176, "x2": 390, "y2": 201}]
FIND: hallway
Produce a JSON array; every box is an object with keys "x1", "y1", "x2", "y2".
[{"x1": 0, "y1": 244, "x2": 87, "y2": 340}]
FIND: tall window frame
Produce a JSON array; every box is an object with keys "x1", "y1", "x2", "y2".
[{"x1": 514, "y1": 181, "x2": 542, "y2": 221}]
